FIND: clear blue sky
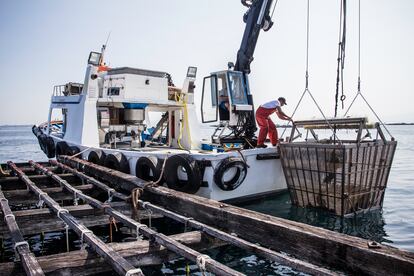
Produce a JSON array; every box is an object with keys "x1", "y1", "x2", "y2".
[{"x1": 0, "y1": 0, "x2": 413, "y2": 125}]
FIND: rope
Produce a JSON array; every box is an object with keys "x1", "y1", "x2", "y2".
[
  {"x1": 107, "y1": 188, "x2": 115, "y2": 203},
  {"x1": 109, "y1": 217, "x2": 118, "y2": 243},
  {"x1": 80, "y1": 229, "x2": 92, "y2": 248},
  {"x1": 4, "y1": 214, "x2": 15, "y2": 221},
  {"x1": 270, "y1": 0, "x2": 279, "y2": 20},
  {"x1": 68, "y1": 147, "x2": 92, "y2": 159},
  {"x1": 343, "y1": 0, "x2": 394, "y2": 140},
  {"x1": 196, "y1": 254, "x2": 210, "y2": 275},
  {"x1": 125, "y1": 268, "x2": 143, "y2": 276},
  {"x1": 280, "y1": 0, "x2": 342, "y2": 144},
  {"x1": 0, "y1": 164, "x2": 9, "y2": 176},
  {"x1": 131, "y1": 188, "x2": 143, "y2": 221},
  {"x1": 65, "y1": 224, "x2": 70, "y2": 252},
  {"x1": 334, "y1": 0, "x2": 347, "y2": 117},
  {"x1": 73, "y1": 191, "x2": 79, "y2": 206},
  {"x1": 57, "y1": 208, "x2": 69, "y2": 219},
  {"x1": 135, "y1": 224, "x2": 145, "y2": 241}
]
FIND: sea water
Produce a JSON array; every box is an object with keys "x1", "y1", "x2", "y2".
[{"x1": 0, "y1": 125, "x2": 413, "y2": 275}]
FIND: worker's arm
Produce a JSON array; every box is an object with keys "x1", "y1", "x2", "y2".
[{"x1": 275, "y1": 107, "x2": 292, "y2": 121}]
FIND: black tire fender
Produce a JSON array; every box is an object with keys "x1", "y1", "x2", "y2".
[
  {"x1": 38, "y1": 134, "x2": 48, "y2": 153},
  {"x1": 136, "y1": 156, "x2": 161, "y2": 181},
  {"x1": 45, "y1": 136, "x2": 56, "y2": 158},
  {"x1": 164, "y1": 154, "x2": 201, "y2": 194},
  {"x1": 104, "y1": 152, "x2": 130, "y2": 174},
  {"x1": 88, "y1": 150, "x2": 106, "y2": 165},
  {"x1": 214, "y1": 157, "x2": 248, "y2": 191},
  {"x1": 65, "y1": 146, "x2": 80, "y2": 156},
  {"x1": 56, "y1": 141, "x2": 69, "y2": 156}
]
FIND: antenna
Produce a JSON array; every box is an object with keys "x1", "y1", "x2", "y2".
[{"x1": 100, "y1": 31, "x2": 111, "y2": 65}]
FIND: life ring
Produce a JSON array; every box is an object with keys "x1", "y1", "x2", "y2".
[
  {"x1": 88, "y1": 150, "x2": 106, "y2": 165},
  {"x1": 44, "y1": 137, "x2": 56, "y2": 158},
  {"x1": 104, "y1": 152, "x2": 130, "y2": 174},
  {"x1": 55, "y1": 141, "x2": 69, "y2": 156},
  {"x1": 164, "y1": 154, "x2": 201, "y2": 194},
  {"x1": 65, "y1": 146, "x2": 80, "y2": 156},
  {"x1": 136, "y1": 156, "x2": 161, "y2": 181},
  {"x1": 214, "y1": 157, "x2": 248, "y2": 191}
]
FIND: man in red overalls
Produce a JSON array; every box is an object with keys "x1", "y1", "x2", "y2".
[{"x1": 256, "y1": 97, "x2": 292, "y2": 148}]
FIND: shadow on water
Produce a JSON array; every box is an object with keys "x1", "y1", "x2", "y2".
[{"x1": 238, "y1": 191, "x2": 390, "y2": 244}]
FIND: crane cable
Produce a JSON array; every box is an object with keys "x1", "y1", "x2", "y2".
[
  {"x1": 343, "y1": 0, "x2": 394, "y2": 140},
  {"x1": 334, "y1": 0, "x2": 347, "y2": 117},
  {"x1": 280, "y1": 0, "x2": 341, "y2": 143}
]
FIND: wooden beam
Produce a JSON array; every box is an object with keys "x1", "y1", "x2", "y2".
[
  {"x1": 9, "y1": 161, "x2": 144, "y2": 276},
  {"x1": 0, "y1": 231, "x2": 222, "y2": 276},
  {"x1": 2, "y1": 184, "x2": 94, "y2": 205},
  {"x1": 0, "y1": 174, "x2": 81, "y2": 190},
  {"x1": 35, "y1": 161, "x2": 244, "y2": 276},
  {"x1": 60, "y1": 156, "x2": 414, "y2": 276},
  {"x1": 50, "y1": 162, "x2": 337, "y2": 275},
  {"x1": 0, "y1": 190, "x2": 44, "y2": 276}
]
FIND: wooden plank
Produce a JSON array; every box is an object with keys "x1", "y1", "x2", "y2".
[
  {"x1": 0, "y1": 231, "x2": 222, "y2": 276},
  {"x1": 36, "y1": 161, "x2": 244, "y2": 276},
  {"x1": 59, "y1": 156, "x2": 414, "y2": 276},
  {"x1": 0, "y1": 190, "x2": 44, "y2": 276},
  {"x1": 9, "y1": 161, "x2": 144, "y2": 276}
]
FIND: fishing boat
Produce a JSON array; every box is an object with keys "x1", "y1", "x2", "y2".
[{"x1": 33, "y1": 0, "x2": 288, "y2": 203}]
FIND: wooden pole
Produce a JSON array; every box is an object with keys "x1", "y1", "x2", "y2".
[
  {"x1": 8, "y1": 161, "x2": 144, "y2": 276},
  {"x1": 34, "y1": 160, "x2": 244, "y2": 276},
  {"x1": 0, "y1": 190, "x2": 45, "y2": 276}
]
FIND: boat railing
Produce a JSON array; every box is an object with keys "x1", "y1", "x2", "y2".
[{"x1": 53, "y1": 85, "x2": 66, "y2": 96}]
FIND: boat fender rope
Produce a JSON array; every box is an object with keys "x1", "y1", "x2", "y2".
[
  {"x1": 4, "y1": 214, "x2": 15, "y2": 221},
  {"x1": 57, "y1": 208, "x2": 69, "y2": 219},
  {"x1": 196, "y1": 254, "x2": 210, "y2": 273},
  {"x1": 125, "y1": 268, "x2": 143, "y2": 276},
  {"x1": 68, "y1": 146, "x2": 91, "y2": 160},
  {"x1": 131, "y1": 188, "x2": 143, "y2": 220}
]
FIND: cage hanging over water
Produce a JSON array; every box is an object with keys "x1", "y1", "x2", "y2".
[{"x1": 279, "y1": 117, "x2": 397, "y2": 216}]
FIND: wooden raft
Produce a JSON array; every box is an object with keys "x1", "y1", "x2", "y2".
[{"x1": 0, "y1": 157, "x2": 412, "y2": 275}]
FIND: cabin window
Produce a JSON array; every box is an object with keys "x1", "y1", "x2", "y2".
[
  {"x1": 228, "y1": 72, "x2": 248, "y2": 105},
  {"x1": 108, "y1": 87, "x2": 120, "y2": 96}
]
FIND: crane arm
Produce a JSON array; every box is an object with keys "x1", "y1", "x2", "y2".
[{"x1": 234, "y1": 0, "x2": 274, "y2": 74}]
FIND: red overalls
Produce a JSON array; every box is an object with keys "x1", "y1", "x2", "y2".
[{"x1": 256, "y1": 106, "x2": 278, "y2": 146}]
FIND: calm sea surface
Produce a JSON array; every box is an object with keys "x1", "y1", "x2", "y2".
[{"x1": 0, "y1": 125, "x2": 413, "y2": 275}]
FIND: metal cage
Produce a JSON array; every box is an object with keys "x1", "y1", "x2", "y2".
[{"x1": 279, "y1": 118, "x2": 397, "y2": 216}]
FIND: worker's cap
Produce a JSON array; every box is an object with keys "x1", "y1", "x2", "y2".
[{"x1": 278, "y1": 97, "x2": 287, "y2": 105}]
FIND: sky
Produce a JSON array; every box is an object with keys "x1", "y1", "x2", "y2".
[{"x1": 0, "y1": 0, "x2": 413, "y2": 125}]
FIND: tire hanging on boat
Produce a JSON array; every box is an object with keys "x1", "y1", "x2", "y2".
[
  {"x1": 44, "y1": 136, "x2": 56, "y2": 158},
  {"x1": 104, "y1": 152, "x2": 130, "y2": 174},
  {"x1": 164, "y1": 154, "x2": 201, "y2": 194},
  {"x1": 65, "y1": 146, "x2": 80, "y2": 156},
  {"x1": 214, "y1": 157, "x2": 248, "y2": 191},
  {"x1": 55, "y1": 141, "x2": 69, "y2": 156},
  {"x1": 88, "y1": 150, "x2": 106, "y2": 165},
  {"x1": 136, "y1": 156, "x2": 161, "y2": 182},
  {"x1": 38, "y1": 134, "x2": 48, "y2": 153}
]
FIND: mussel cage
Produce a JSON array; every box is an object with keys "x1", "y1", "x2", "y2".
[{"x1": 279, "y1": 118, "x2": 397, "y2": 216}]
